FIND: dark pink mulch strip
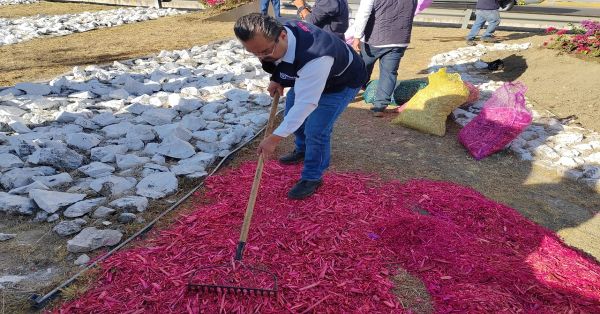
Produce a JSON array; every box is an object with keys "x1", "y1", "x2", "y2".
[{"x1": 55, "y1": 162, "x2": 600, "y2": 313}]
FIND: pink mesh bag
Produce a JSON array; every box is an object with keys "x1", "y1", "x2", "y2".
[{"x1": 458, "y1": 82, "x2": 531, "y2": 160}]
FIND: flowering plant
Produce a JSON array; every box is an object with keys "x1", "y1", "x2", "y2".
[{"x1": 543, "y1": 20, "x2": 600, "y2": 57}]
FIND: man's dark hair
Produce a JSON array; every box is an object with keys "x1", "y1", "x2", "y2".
[{"x1": 234, "y1": 13, "x2": 284, "y2": 42}]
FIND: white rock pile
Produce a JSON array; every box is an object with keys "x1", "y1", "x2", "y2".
[
  {"x1": 0, "y1": 0, "x2": 37, "y2": 5},
  {"x1": 0, "y1": 7, "x2": 186, "y2": 46},
  {"x1": 0, "y1": 39, "x2": 278, "y2": 253},
  {"x1": 429, "y1": 43, "x2": 600, "y2": 192}
]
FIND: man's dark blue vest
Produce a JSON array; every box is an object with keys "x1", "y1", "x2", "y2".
[{"x1": 262, "y1": 20, "x2": 367, "y2": 94}]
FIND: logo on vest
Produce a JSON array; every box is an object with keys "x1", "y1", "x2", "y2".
[{"x1": 279, "y1": 73, "x2": 298, "y2": 80}]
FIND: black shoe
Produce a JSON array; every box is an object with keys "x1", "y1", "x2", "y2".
[
  {"x1": 279, "y1": 150, "x2": 305, "y2": 165},
  {"x1": 288, "y1": 179, "x2": 323, "y2": 200},
  {"x1": 466, "y1": 39, "x2": 477, "y2": 46},
  {"x1": 481, "y1": 36, "x2": 499, "y2": 43}
]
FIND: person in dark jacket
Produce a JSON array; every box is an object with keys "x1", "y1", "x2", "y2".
[
  {"x1": 466, "y1": 0, "x2": 501, "y2": 45},
  {"x1": 352, "y1": 0, "x2": 416, "y2": 117},
  {"x1": 292, "y1": 0, "x2": 349, "y2": 40},
  {"x1": 234, "y1": 13, "x2": 367, "y2": 199}
]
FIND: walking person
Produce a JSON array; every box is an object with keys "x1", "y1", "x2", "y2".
[
  {"x1": 234, "y1": 13, "x2": 367, "y2": 199},
  {"x1": 466, "y1": 0, "x2": 501, "y2": 45},
  {"x1": 260, "y1": 0, "x2": 281, "y2": 19},
  {"x1": 352, "y1": 0, "x2": 417, "y2": 117},
  {"x1": 292, "y1": 0, "x2": 349, "y2": 40}
]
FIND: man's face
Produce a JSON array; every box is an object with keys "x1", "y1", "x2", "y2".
[{"x1": 242, "y1": 31, "x2": 286, "y2": 63}]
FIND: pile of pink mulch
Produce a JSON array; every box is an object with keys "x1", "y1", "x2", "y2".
[{"x1": 55, "y1": 162, "x2": 600, "y2": 313}]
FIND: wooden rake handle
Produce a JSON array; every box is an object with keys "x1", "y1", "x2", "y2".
[{"x1": 235, "y1": 91, "x2": 280, "y2": 261}]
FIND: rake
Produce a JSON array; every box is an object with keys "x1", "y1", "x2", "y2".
[{"x1": 188, "y1": 91, "x2": 281, "y2": 296}]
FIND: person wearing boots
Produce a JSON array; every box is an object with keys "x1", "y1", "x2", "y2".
[
  {"x1": 352, "y1": 0, "x2": 416, "y2": 117},
  {"x1": 234, "y1": 13, "x2": 367, "y2": 199},
  {"x1": 466, "y1": 0, "x2": 502, "y2": 45}
]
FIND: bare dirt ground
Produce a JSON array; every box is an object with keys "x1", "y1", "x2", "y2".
[{"x1": 0, "y1": 4, "x2": 599, "y2": 313}]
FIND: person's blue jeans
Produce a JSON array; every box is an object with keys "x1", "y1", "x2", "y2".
[
  {"x1": 260, "y1": 0, "x2": 281, "y2": 18},
  {"x1": 467, "y1": 9, "x2": 501, "y2": 40},
  {"x1": 285, "y1": 86, "x2": 360, "y2": 181},
  {"x1": 360, "y1": 43, "x2": 407, "y2": 112}
]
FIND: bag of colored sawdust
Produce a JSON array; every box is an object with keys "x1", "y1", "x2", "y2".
[
  {"x1": 363, "y1": 79, "x2": 429, "y2": 105},
  {"x1": 392, "y1": 68, "x2": 469, "y2": 136},
  {"x1": 458, "y1": 81, "x2": 531, "y2": 160}
]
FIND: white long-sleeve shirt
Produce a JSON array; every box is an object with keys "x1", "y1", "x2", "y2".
[
  {"x1": 272, "y1": 27, "x2": 334, "y2": 138},
  {"x1": 353, "y1": 0, "x2": 409, "y2": 48}
]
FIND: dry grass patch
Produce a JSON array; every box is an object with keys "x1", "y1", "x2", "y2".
[{"x1": 0, "y1": 1, "x2": 117, "y2": 18}]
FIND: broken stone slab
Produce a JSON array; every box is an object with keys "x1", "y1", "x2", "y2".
[
  {"x1": 89, "y1": 175, "x2": 137, "y2": 196},
  {"x1": 66, "y1": 133, "x2": 103, "y2": 150},
  {"x1": 8, "y1": 181, "x2": 49, "y2": 195},
  {"x1": 180, "y1": 115, "x2": 207, "y2": 131},
  {"x1": 53, "y1": 218, "x2": 87, "y2": 237},
  {"x1": 155, "y1": 135, "x2": 195, "y2": 159},
  {"x1": 102, "y1": 121, "x2": 134, "y2": 138},
  {"x1": 63, "y1": 197, "x2": 107, "y2": 218},
  {"x1": 0, "y1": 233, "x2": 17, "y2": 241},
  {"x1": 32, "y1": 172, "x2": 73, "y2": 188},
  {"x1": 171, "y1": 152, "x2": 215, "y2": 175},
  {"x1": 1, "y1": 166, "x2": 56, "y2": 190},
  {"x1": 78, "y1": 162, "x2": 115, "y2": 178},
  {"x1": 93, "y1": 206, "x2": 116, "y2": 218},
  {"x1": 144, "y1": 163, "x2": 169, "y2": 172},
  {"x1": 15, "y1": 82, "x2": 51, "y2": 96},
  {"x1": 74, "y1": 117, "x2": 100, "y2": 130},
  {"x1": 47, "y1": 214, "x2": 60, "y2": 223},
  {"x1": 584, "y1": 152, "x2": 600, "y2": 165},
  {"x1": 191, "y1": 129, "x2": 218, "y2": 143},
  {"x1": 8, "y1": 120, "x2": 32, "y2": 134},
  {"x1": 0, "y1": 193, "x2": 35, "y2": 215},
  {"x1": 136, "y1": 171, "x2": 178, "y2": 199},
  {"x1": 29, "y1": 189, "x2": 87, "y2": 214},
  {"x1": 116, "y1": 137, "x2": 145, "y2": 151},
  {"x1": 141, "y1": 108, "x2": 177, "y2": 126},
  {"x1": 118, "y1": 213, "x2": 137, "y2": 224},
  {"x1": 92, "y1": 112, "x2": 121, "y2": 127},
  {"x1": 74, "y1": 254, "x2": 90, "y2": 266},
  {"x1": 91, "y1": 145, "x2": 128, "y2": 163},
  {"x1": 67, "y1": 227, "x2": 123, "y2": 253},
  {"x1": 115, "y1": 154, "x2": 150, "y2": 170},
  {"x1": 28, "y1": 147, "x2": 84, "y2": 170},
  {"x1": 154, "y1": 123, "x2": 192, "y2": 141},
  {"x1": 0, "y1": 153, "x2": 23, "y2": 170},
  {"x1": 108, "y1": 196, "x2": 148, "y2": 213},
  {"x1": 109, "y1": 88, "x2": 129, "y2": 100},
  {"x1": 126, "y1": 124, "x2": 156, "y2": 141}
]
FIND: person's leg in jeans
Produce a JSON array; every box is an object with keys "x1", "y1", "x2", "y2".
[
  {"x1": 466, "y1": 10, "x2": 488, "y2": 41},
  {"x1": 260, "y1": 0, "x2": 269, "y2": 15},
  {"x1": 372, "y1": 47, "x2": 406, "y2": 112},
  {"x1": 360, "y1": 42, "x2": 382, "y2": 89},
  {"x1": 482, "y1": 10, "x2": 501, "y2": 39},
  {"x1": 301, "y1": 87, "x2": 360, "y2": 181},
  {"x1": 271, "y1": 0, "x2": 281, "y2": 18},
  {"x1": 284, "y1": 88, "x2": 306, "y2": 154}
]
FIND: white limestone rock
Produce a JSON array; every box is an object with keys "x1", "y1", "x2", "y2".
[
  {"x1": 32, "y1": 172, "x2": 73, "y2": 188},
  {"x1": 191, "y1": 130, "x2": 218, "y2": 143},
  {"x1": 155, "y1": 135, "x2": 195, "y2": 159},
  {"x1": 15, "y1": 83, "x2": 51, "y2": 96},
  {"x1": 67, "y1": 227, "x2": 123, "y2": 253},
  {"x1": 93, "y1": 206, "x2": 116, "y2": 218},
  {"x1": 126, "y1": 124, "x2": 155, "y2": 141},
  {"x1": 102, "y1": 121, "x2": 134, "y2": 138},
  {"x1": 0, "y1": 192, "x2": 35, "y2": 215},
  {"x1": 91, "y1": 145, "x2": 128, "y2": 163},
  {"x1": 136, "y1": 171, "x2": 178, "y2": 199},
  {"x1": 29, "y1": 189, "x2": 86, "y2": 214},
  {"x1": 66, "y1": 133, "x2": 103, "y2": 150},
  {"x1": 0, "y1": 166, "x2": 56, "y2": 190},
  {"x1": 78, "y1": 162, "x2": 115, "y2": 178},
  {"x1": 0, "y1": 153, "x2": 23, "y2": 170},
  {"x1": 53, "y1": 219, "x2": 87, "y2": 237},
  {"x1": 89, "y1": 175, "x2": 137, "y2": 196},
  {"x1": 141, "y1": 108, "x2": 177, "y2": 126},
  {"x1": 154, "y1": 123, "x2": 192, "y2": 141},
  {"x1": 180, "y1": 115, "x2": 207, "y2": 131},
  {"x1": 109, "y1": 196, "x2": 148, "y2": 213},
  {"x1": 74, "y1": 254, "x2": 90, "y2": 266},
  {"x1": 8, "y1": 181, "x2": 49, "y2": 195},
  {"x1": 63, "y1": 197, "x2": 107, "y2": 218},
  {"x1": 92, "y1": 112, "x2": 121, "y2": 127},
  {"x1": 115, "y1": 154, "x2": 150, "y2": 170},
  {"x1": 28, "y1": 147, "x2": 84, "y2": 170},
  {"x1": 170, "y1": 152, "x2": 215, "y2": 176},
  {"x1": 0, "y1": 233, "x2": 17, "y2": 241}
]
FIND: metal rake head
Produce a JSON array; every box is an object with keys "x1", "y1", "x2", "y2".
[{"x1": 187, "y1": 264, "x2": 278, "y2": 297}]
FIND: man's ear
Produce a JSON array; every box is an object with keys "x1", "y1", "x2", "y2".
[{"x1": 280, "y1": 29, "x2": 287, "y2": 41}]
